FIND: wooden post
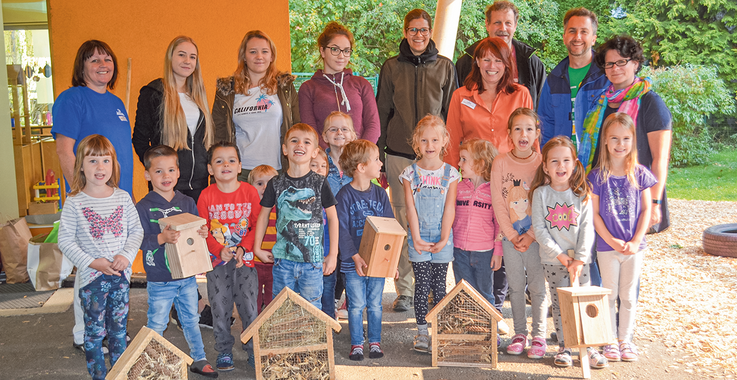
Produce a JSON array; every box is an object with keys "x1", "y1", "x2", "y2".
[{"x1": 568, "y1": 249, "x2": 590, "y2": 379}]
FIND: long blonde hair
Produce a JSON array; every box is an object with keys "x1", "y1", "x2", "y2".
[
  {"x1": 161, "y1": 36, "x2": 214, "y2": 151},
  {"x1": 70, "y1": 135, "x2": 120, "y2": 196},
  {"x1": 233, "y1": 30, "x2": 279, "y2": 95},
  {"x1": 594, "y1": 112, "x2": 639, "y2": 188}
]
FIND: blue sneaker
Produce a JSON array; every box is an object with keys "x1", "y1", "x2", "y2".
[{"x1": 216, "y1": 353, "x2": 234, "y2": 372}]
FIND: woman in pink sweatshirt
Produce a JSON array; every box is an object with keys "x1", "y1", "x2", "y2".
[{"x1": 298, "y1": 21, "x2": 380, "y2": 148}]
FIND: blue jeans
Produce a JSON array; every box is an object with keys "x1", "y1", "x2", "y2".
[
  {"x1": 452, "y1": 248, "x2": 498, "y2": 312},
  {"x1": 344, "y1": 270, "x2": 385, "y2": 346},
  {"x1": 146, "y1": 277, "x2": 206, "y2": 362},
  {"x1": 322, "y1": 270, "x2": 337, "y2": 319},
  {"x1": 590, "y1": 245, "x2": 602, "y2": 286},
  {"x1": 272, "y1": 259, "x2": 323, "y2": 309},
  {"x1": 80, "y1": 274, "x2": 129, "y2": 380}
]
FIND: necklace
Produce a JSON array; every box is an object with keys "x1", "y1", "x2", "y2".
[{"x1": 510, "y1": 149, "x2": 533, "y2": 160}]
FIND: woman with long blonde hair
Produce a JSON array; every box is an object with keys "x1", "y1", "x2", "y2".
[
  {"x1": 133, "y1": 35, "x2": 215, "y2": 201},
  {"x1": 212, "y1": 30, "x2": 300, "y2": 179}
]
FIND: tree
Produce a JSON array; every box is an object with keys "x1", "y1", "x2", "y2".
[{"x1": 607, "y1": 0, "x2": 737, "y2": 92}]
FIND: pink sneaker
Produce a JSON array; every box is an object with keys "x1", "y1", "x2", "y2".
[
  {"x1": 506, "y1": 334, "x2": 527, "y2": 355},
  {"x1": 619, "y1": 342, "x2": 639, "y2": 362},
  {"x1": 527, "y1": 337, "x2": 547, "y2": 359},
  {"x1": 603, "y1": 344, "x2": 621, "y2": 361}
]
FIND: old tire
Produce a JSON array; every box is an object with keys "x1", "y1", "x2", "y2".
[{"x1": 703, "y1": 224, "x2": 737, "y2": 258}]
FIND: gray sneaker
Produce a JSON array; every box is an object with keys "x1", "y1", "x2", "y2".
[
  {"x1": 413, "y1": 333, "x2": 431, "y2": 353},
  {"x1": 393, "y1": 295, "x2": 413, "y2": 312}
]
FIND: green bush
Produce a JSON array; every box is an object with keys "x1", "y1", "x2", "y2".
[{"x1": 641, "y1": 64, "x2": 736, "y2": 167}]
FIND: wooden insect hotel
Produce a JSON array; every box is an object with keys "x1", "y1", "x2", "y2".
[
  {"x1": 158, "y1": 213, "x2": 212, "y2": 279},
  {"x1": 426, "y1": 280, "x2": 504, "y2": 369},
  {"x1": 357, "y1": 215, "x2": 407, "y2": 277},
  {"x1": 106, "y1": 326, "x2": 193, "y2": 380},
  {"x1": 241, "y1": 287, "x2": 342, "y2": 380}
]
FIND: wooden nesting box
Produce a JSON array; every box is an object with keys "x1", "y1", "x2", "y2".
[
  {"x1": 241, "y1": 287, "x2": 342, "y2": 380},
  {"x1": 107, "y1": 326, "x2": 193, "y2": 380},
  {"x1": 426, "y1": 280, "x2": 503, "y2": 369},
  {"x1": 357, "y1": 216, "x2": 406, "y2": 277},
  {"x1": 158, "y1": 213, "x2": 212, "y2": 279},
  {"x1": 556, "y1": 286, "x2": 612, "y2": 348}
]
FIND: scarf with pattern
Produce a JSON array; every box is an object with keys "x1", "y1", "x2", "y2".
[{"x1": 578, "y1": 77, "x2": 651, "y2": 171}]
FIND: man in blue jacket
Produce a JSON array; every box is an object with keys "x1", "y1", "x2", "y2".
[{"x1": 539, "y1": 8, "x2": 609, "y2": 146}]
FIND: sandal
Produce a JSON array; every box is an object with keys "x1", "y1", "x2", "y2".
[{"x1": 190, "y1": 360, "x2": 219, "y2": 378}]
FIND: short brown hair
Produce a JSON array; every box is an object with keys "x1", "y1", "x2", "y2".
[
  {"x1": 284, "y1": 123, "x2": 319, "y2": 144},
  {"x1": 563, "y1": 8, "x2": 598, "y2": 34},
  {"x1": 248, "y1": 165, "x2": 278, "y2": 184},
  {"x1": 485, "y1": 1, "x2": 519, "y2": 24},
  {"x1": 459, "y1": 138, "x2": 497, "y2": 182},
  {"x1": 404, "y1": 9, "x2": 433, "y2": 30},
  {"x1": 465, "y1": 37, "x2": 517, "y2": 95},
  {"x1": 595, "y1": 35, "x2": 645, "y2": 73},
  {"x1": 207, "y1": 141, "x2": 241, "y2": 164},
  {"x1": 143, "y1": 145, "x2": 178, "y2": 170},
  {"x1": 72, "y1": 40, "x2": 118, "y2": 89},
  {"x1": 339, "y1": 139, "x2": 378, "y2": 178}
]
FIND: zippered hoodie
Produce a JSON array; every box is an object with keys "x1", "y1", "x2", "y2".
[
  {"x1": 376, "y1": 39, "x2": 457, "y2": 162},
  {"x1": 135, "y1": 190, "x2": 199, "y2": 282},
  {"x1": 133, "y1": 79, "x2": 209, "y2": 193}
]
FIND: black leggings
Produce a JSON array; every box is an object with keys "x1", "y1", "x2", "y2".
[{"x1": 412, "y1": 261, "x2": 448, "y2": 325}]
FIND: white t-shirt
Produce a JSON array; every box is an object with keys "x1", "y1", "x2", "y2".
[
  {"x1": 232, "y1": 87, "x2": 283, "y2": 170},
  {"x1": 398, "y1": 163, "x2": 461, "y2": 205},
  {"x1": 178, "y1": 93, "x2": 200, "y2": 137}
]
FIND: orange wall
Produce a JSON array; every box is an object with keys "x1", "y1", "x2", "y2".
[{"x1": 48, "y1": 0, "x2": 292, "y2": 200}]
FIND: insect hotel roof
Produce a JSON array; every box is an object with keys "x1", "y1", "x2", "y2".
[
  {"x1": 427, "y1": 279, "x2": 504, "y2": 369},
  {"x1": 106, "y1": 326, "x2": 193, "y2": 380},
  {"x1": 241, "y1": 287, "x2": 342, "y2": 380}
]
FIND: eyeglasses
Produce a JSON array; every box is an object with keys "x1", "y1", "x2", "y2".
[
  {"x1": 326, "y1": 46, "x2": 352, "y2": 57},
  {"x1": 327, "y1": 127, "x2": 352, "y2": 134},
  {"x1": 603, "y1": 58, "x2": 632, "y2": 69},
  {"x1": 406, "y1": 27, "x2": 430, "y2": 36}
]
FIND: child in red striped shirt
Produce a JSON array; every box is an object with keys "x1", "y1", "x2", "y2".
[{"x1": 248, "y1": 164, "x2": 278, "y2": 313}]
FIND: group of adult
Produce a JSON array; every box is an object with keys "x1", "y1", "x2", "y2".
[{"x1": 49, "y1": 0, "x2": 672, "y2": 324}]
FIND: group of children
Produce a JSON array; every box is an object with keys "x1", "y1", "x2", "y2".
[{"x1": 58, "y1": 106, "x2": 654, "y2": 379}]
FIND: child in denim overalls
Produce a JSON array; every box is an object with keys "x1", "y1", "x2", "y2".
[{"x1": 399, "y1": 115, "x2": 460, "y2": 353}]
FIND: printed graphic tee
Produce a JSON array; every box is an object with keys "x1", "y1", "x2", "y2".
[
  {"x1": 588, "y1": 166, "x2": 657, "y2": 252},
  {"x1": 232, "y1": 87, "x2": 283, "y2": 170},
  {"x1": 261, "y1": 171, "x2": 337, "y2": 263}
]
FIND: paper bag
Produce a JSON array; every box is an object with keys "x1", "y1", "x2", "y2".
[
  {"x1": 27, "y1": 233, "x2": 73, "y2": 291},
  {"x1": 0, "y1": 218, "x2": 32, "y2": 283}
]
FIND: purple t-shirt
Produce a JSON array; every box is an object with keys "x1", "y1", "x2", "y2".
[{"x1": 588, "y1": 165, "x2": 657, "y2": 252}]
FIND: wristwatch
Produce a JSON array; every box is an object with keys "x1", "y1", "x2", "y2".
[{"x1": 652, "y1": 199, "x2": 662, "y2": 205}]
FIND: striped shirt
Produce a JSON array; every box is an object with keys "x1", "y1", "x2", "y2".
[{"x1": 59, "y1": 188, "x2": 143, "y2": 288}]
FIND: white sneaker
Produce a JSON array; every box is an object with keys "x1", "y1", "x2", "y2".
[
  {"x1": 336, "y1": 308, "x2": 348, "y2": 320},
  {"x1": 497, "y1": 320, "x2": 510, "y2": 335}
]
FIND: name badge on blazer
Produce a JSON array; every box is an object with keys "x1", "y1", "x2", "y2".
[{"x1": 461, "y1": 98, "x2": 476, "y2": 110}]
